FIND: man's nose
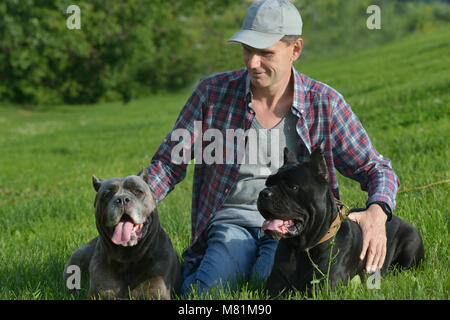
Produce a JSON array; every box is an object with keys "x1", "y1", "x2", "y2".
[{"x1": 247, "y1": 53, "x2": 261, "y2": 69}]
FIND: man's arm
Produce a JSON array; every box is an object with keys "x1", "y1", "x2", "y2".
[
  {"x1": 330, "y1": 95, "x2": 400, "y2": 272},
  {"x1": 145, "y1": 82, "x2": 206, "y2": 204}
]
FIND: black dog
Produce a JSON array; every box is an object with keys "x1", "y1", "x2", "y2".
[{"x1": 258, "y1": 148, "x2": 424, "y2": 297}]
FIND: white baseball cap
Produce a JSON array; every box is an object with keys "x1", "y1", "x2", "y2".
[{"x1": 228, "y1": 0, "x2": 303, "y2": 49}]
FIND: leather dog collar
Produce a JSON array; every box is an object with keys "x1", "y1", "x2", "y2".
[{"x1": 314, "y1": 199, "x2": 349, "y2": 247}]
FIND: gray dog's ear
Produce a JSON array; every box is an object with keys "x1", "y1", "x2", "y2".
[
  {"x1": 137, "y1": 166, "x2": 150, "y2": 184},
  {"x1": 309, "y1": 148, "x2": 329, "y2": 182},
  {"x1": 283, "y1": 147, "x2": 298, "y2": 165},
  {"x1": 92, "y1": 175, "x2": 104, "y2": 192}
]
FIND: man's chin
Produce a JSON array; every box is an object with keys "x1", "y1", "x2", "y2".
[{"x1": 250, "y1": 78, "x2": 270, "y2": 88}]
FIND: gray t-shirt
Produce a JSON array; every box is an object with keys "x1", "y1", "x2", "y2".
[{"x1": 209, "y1": 109, "x2": 299, "y2": 228}]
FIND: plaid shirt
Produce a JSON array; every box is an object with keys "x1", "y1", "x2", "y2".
[{"x1": 147, "y1": 67, "x2": 400, "y2": 267}]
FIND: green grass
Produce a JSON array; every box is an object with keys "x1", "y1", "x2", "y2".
[{"x1": 0, "y1": 26, "x2": 449, "y2": 300}]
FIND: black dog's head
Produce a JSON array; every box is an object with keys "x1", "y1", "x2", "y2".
[{"x1": 258, "y1": 147, "x2": 332, "y2": 243}]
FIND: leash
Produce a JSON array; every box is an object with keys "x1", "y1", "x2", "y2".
[
  {"x1": 397, "y1": 179, "x2": 450, "y2": 194},
  {"x1": 311, "y1": 179, "x2": 450, "y2": 245},
  {"x1": 314, "y1": 178, "x2": 450, "y2": 246}
]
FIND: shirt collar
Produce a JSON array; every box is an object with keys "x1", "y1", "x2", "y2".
[
  {"x1": 245, "y1": 71, "x2": 252, "y2": 104},
  {"x1": 291, "y1": 66, "x2": 303, "y2": 117}
]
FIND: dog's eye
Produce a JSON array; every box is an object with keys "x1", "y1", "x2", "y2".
[
  {"x1": 104, "y1": 190, "x2": 114, "y2": 199},
  {"x1": 290, "y1": 185, "x2": 298, "y2": 191},
  {"x1": 133, "y1": 189, "x2": 144, "y2": 196}
]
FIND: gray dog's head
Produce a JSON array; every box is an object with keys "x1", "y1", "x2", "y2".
[{"x1": 92, "y1": 168, "x2": 156, "y2": 248}]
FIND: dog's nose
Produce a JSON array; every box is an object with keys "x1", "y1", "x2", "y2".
[
  {"x1": 115, "y1": 195, "x2": 131, "y2": 206},
  {"x1": 260, "y1": 189, "x2": 273, "y2": 199}
]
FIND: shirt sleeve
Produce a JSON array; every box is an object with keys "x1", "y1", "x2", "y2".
[
  {"x1": 145, "y1": 82, "x2": 206, "y2": 204},
  {"x1": 330, "y1": 95, "x2": 400, "y2": 211}
]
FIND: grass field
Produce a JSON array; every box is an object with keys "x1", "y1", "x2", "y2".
[{"x1": 0, "y1": 26, "x2": 449, "y2": 300}]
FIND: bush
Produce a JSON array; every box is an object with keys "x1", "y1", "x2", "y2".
[
  {"x1": 0, "y1": 0, "x2": 448, "y2": 106},
  {"x1": 0, "y1": 0, "x2": 242, "y2": 105}
]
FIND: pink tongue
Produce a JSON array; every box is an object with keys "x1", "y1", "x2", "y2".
[
  {"x1": 111, "y1": 221, "x2": 134, "y2": 245},
  {"x1": 262, "y1": 219, "x2": 285, "y2": 231},
  {"x1": 262, "y1": 219, "x2": 291, "y2": 234}
]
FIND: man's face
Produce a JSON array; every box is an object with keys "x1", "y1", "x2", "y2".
[{"x1": 242, "y1": 39, "x2": 302, "y2": 89}]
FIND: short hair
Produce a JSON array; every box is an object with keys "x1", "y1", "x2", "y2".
[{"x1": 281, "y1": 35, "x2": 302, "y2": 46}]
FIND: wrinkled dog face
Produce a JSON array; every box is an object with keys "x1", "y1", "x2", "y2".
[
  {"x1": 93, "y1": 169, "x2": 156, "y2": 247},
  {"x1": 258, "y1": 164, "x2": 309, "y2": 240},
  {"x1": 257, "y1": 148, "x2": 330, "y2": 240}
]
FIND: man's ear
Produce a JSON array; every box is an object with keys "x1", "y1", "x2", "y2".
[
  {"x1": 309, "y1": 147, "x2": 329, "y2": 182},
  {"x1": 92, "y1": 175, "x2": 103, "y2": 192},
  {"x1": 283, "y1": 147, "x2": 298, "y2": 165},
  {"x1": 291, "y1": 38, "x2": 303, "y2": 62},
  {"x1": 137, "y1": 166, "x2": 150, "y2": 184}
]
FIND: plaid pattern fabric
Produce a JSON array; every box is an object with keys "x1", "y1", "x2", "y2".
[{"x1": 146, "y1": 67, "x2": 400, "y2": 267}]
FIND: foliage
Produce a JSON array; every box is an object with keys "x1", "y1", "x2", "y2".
[
  {"x1": 0, "y1": 0, "x2": 243, "y2": 105},
  {"x1": 0, "y1": 0, "x2": 448, "y2": 105}
]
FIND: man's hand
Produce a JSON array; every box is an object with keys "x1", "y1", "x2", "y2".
[{"x1": 347, "y1": 203, "x2": 388, "y2": 273}]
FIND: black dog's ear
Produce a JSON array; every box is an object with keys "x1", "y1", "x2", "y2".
[
  {"x1": 309, "y1": 148, "x2": 329, "y2": 182},
  {"x1": 92, "y1": 175, "x2": 104, "y2": 192},
  {"x1": 283, "y1": 147, "x2": 298, "y2": 165},
  {"x1": 137, "y1": 166, "x2": 150, "y2": 184}
]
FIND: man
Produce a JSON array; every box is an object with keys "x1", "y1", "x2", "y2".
[{"x1": 145, "y1": 0, "x2": 399, "y2": 296}]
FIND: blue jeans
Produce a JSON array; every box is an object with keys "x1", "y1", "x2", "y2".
[{"x1": 179, "y1": 223, "x2": 278, "y2": 297}]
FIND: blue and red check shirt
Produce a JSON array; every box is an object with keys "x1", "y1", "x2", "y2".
[{"x1": 147, "y1": 67, "x2": 400, "y2": 267}]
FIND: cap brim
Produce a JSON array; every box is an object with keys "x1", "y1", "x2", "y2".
[{"x1": 228, "y1": 29, "x2": 284, "y2": 49}]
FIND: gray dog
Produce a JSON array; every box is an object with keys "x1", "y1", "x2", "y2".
[{"x1": 63, "y1": 169, "x2": 181, "y2": 299}]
